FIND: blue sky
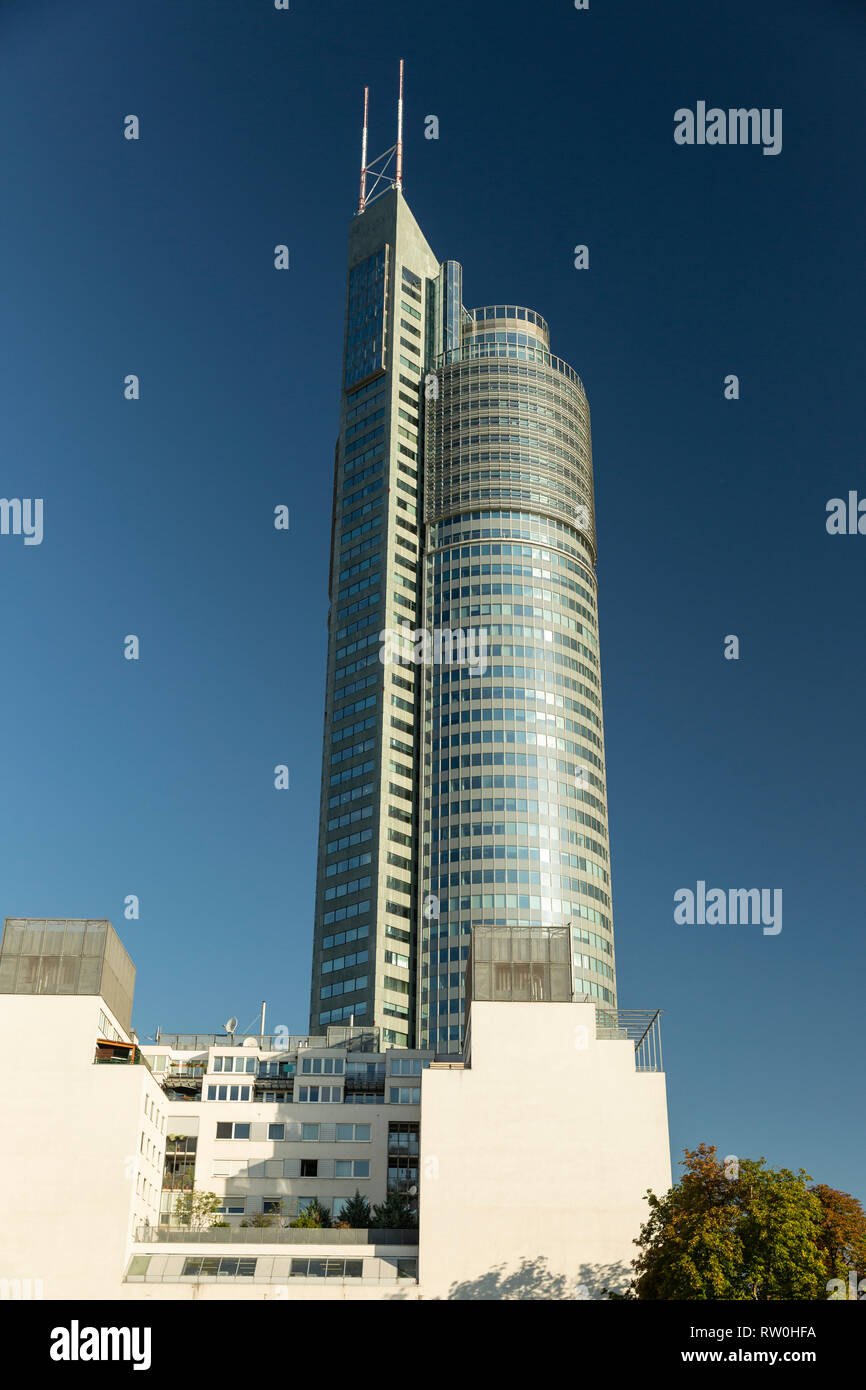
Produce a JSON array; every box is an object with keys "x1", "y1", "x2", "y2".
[{"x1": 0, "y1": 0, "x2": 863, "y2": 1202}]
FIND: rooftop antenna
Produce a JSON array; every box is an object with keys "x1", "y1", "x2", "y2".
[
  {"x1": 395, "y1": 58, "x2": 404, "y2": 191},
  {"x1": 358, "y1": 86, "x2": 369, "y2": 213},
  {"x1": 356, "y1": 59, "x2": 405, "y2": 214}
]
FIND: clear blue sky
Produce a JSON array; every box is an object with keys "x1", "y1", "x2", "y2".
[{"x1": 1, "y1": 0, "x2": 863, "y2": 1202}]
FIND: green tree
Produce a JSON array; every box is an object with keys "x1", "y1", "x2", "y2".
[
  {"x1": 241, "y1": 1212, "x2": 275, "y2": 1228},
  {"x1": 810, "y1": 1184, "x2": 866, "y2": 1292},
  {"x1": 340, "y1": 1189, "x2": 372, "y2": 1228},
  {"x1": 172, "y1": 1189, "x2": 222, "y2": 1231},
  {"x1": 289, "y1": 1198, "x2": 332, "y2": 1229},
  {"x1": 372, "y1": 1190, "x2": 417, "y2": 1229},
  {"x1": 630, "y1": 1144, "x2": 829, "y2": 1300}
]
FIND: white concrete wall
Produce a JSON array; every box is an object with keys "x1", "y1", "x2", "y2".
[
  {"x1": 0, "y1": 995, "x2": 167, "y2": 1299},
  {"x1": 417, "y1": 1001, "x2": 671, "y2": 1299}
]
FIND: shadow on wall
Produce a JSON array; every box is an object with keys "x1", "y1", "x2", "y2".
[{"x1": 439, "y1": 1256, "x2": 633, "y2": 1301}]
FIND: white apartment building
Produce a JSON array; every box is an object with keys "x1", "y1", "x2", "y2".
[{"x1": 0, "y1": 917, "x2": 671, "y2": 1301}]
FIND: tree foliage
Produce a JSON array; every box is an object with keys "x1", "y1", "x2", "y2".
[
  {"x1": 289, "y1": 1198, "x2": 332, "y2": 1229},
  {"x1": 630, "y1": 1144, "x2": 849, "y2": 1300},
  {"x1": 172, "y1": 1189, "x2": 222, "y2": 1231},
  {"x1": 340, "y1": 1189, "x2": 372, "y2": 1228},
  {"x1": 810, "y1": 1183, "x2": 866, "y2": 1289},
  {"x1": 372, "y1": 1190, "x2": 417, "y2": 1229}
]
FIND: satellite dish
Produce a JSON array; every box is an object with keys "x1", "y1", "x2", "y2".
[
  {"x1": 242, "y1": 1036, "x2": 258, "y2": 1048},
  {"x1": 224, "y1": 1017, "x2": 238, "y2": 1034}
]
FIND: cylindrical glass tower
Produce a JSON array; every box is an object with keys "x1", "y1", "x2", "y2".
[{"x1": 418, "y1": 297, "x2": 617, "y2": 1051}]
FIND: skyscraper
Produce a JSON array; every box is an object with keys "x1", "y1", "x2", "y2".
[{"x1": 310, "y1": 87, "x2": 616, "y2": 1050}]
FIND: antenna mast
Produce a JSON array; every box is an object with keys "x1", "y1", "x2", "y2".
[
  {"x1": 358, "y1": 86, "x2": 369, "y2": 213},
  {"x1": 354, "y1": 60, "x2": 405, "y2": 214},
  {"x1": 395, "y1": 59, "x2": 404, "y2": 191}
]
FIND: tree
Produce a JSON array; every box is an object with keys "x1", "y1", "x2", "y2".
[
  {"x1": 289, "y1": 1198, "x2": 332, "y2": 1229},
  {"x1": 340, "y1": 1189, "x2": 372, "y2": 1229},
  {"x1": 372, "y1": 1190, "x2": 417, "y2": 1229},
  {"x1": 241, "y1": 1212, "x2": 275, "y2": 1228},
  {"x1": 172, "y1": 1189, "x2": 222, "y2": 1231},
  {"x1": 630, "y1": 1144, "x2": 828, "y2": 1300},
  {"x1": 810, "y1": 1184, "x2": 866, "y2": 1291}
]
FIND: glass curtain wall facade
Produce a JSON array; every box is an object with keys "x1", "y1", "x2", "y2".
[
  {"x1": 311, "y1": 191, "x2": 617, "y2": 1052},
  {"x1": 309, "y1": 191, "x2": 440, "y2": 1045},
  {"x1": 418, "y1": 307, "x2": 617, "y2": 1050}
]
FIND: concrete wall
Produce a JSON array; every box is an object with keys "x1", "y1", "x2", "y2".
[
  {"x1": 0, "y1": 995, "x2": 167, "y2": 1299},
  {"x1": 417, "y1": 1001, "x2": 671, "y2": 1299}
]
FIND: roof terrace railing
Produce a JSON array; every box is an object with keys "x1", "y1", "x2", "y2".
[
  {"x1": 594, "y1": 1008, "x2": 663, "y2": 1072},
  {"x1": 135, "y1": 1225, "x2": 418, "y2": 1246}
]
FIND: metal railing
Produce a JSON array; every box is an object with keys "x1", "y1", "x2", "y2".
[
  {"x1": 151, "y1": 1027, "x2": 382, "y2": 1053},
  {"x1": 153, "y1": 1033, "x2": 314, "y2": 1051},
  {"x1": 135, "y1": 1225, "x2": 418, "y2": 1246},
  {"x1": 594, "y1": 1008, "x2": 663, "y2": 1072}
]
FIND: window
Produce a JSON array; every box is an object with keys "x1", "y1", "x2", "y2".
[
  {"x1": 336, "y1": 1124, "x2": 371, "y2": 1142},
  {"x1": 298, "y1": 1086, "x2": 341, "y2": 1103},
  {"x1": 300, "y1": 1159, "x2": 318, "y2": 1177},
  {"x1": 300, "y1": 1057, "x2": 345, "y2": 1075},
  {"x1": 389, "y1": 1087, "x2": 420, "y2": 1104},
  {"x1": 206, "y1": 1085, "x2": 251, "y2": 1101},
  {"x1": 215, "y1": 1122, "x2": 250, "y2": 1140},
  {"x1": 301, "y1": 1124, "x2": 319, "y2": 1141},
  {"x1": 259, "y1": 1060, "x2": 295, "y2": 1078},
  {"x1": 163, "y1": 1134, "x2": 198, "y2": 1192},
  {"x1": 268, "y1": 1124, "x2": 285, "y2": 1141},
  {"x1": 211, "y1": 1056, "x2": 257, "y2": 1074},
  {"x1": 290, "y1": 1259, "x2": 363, "y2": 1279},
  {"x1": 127, "y1": 1256, "x2": 151, "y2": 1279},
  {"x1": 182, "y1": 1258, "x2": 257, "y2": 1279},
  {"x1": 390, "y1": 1058, "x2": 428, "y2": 1076},
  {"x1": 262, "y1": 1199, "x2": 283, "y2": 1216},
  {"x1": 335, "y1": 1159, "x2": 371, "y2": 1179},
  {"x1": 388, "y1": 1122, "x2": 419, "y2": 1154},
  {"x1": 216, "y1": 1200, "x2": 245, "y2": 1216}
]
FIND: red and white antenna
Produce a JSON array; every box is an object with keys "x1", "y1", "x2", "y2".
[
  {"x1": 395, "y1": 59, "x2": 404, "y2": 192},
  {"x1": 355, "y1": 60, "x2": 405, "y2": 214},
  {"x1": 358, "y1": 86, "x2": 369, "y2": 213}
]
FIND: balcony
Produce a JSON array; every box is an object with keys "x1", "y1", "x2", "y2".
[
  {"x1": 254, "y1": 1072, "x2": 295, "y2": 1089},
  {"x1": 93, "y1": 1040, "x2": 148, "y2": 1067},
  {"x1": 159, "y1": 1065, "x2": 204, "y2": 1093},
  {"x1": 344, "y1": 1073, "x2": 385, "y2": 1093}
]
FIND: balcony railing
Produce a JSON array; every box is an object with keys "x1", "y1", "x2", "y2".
[
  {"x1": 594, "y1": 1008, "x2": 663, "y2": 1072},
  {"x1": 135, "y1": 1225, "x2": 418, "y2": 1246},
  {"x1": 94, "y1": 1042, "x2": 149, "y2": 1068}
]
